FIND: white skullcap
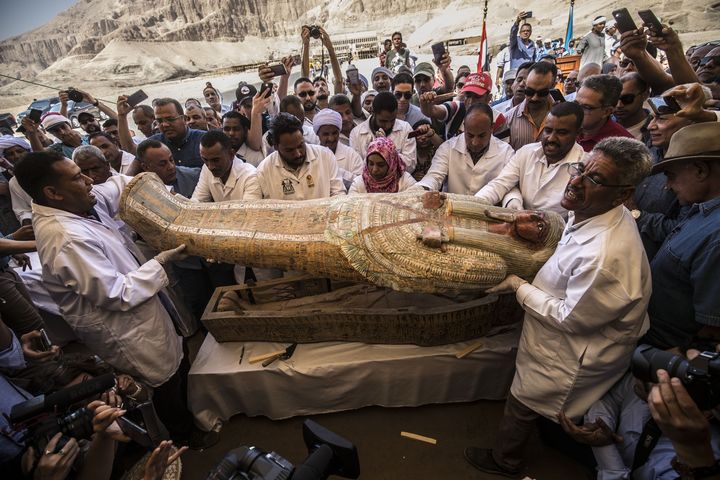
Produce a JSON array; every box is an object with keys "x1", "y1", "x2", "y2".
[
  {"x1": 41, "y1": 113, "x2": 71, "y2": 131},
  {"x1": 0, "y1": 135, "x2": 31, "y2": 155},
  {"x1": 593, "y1": 16, "x2": 607, "y2": 25},
  {"x1": 312, "y1": 108, "x2": 342, "y2": 134}
]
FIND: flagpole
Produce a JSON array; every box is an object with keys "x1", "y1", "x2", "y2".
[
  {"x1": 564, "y1": 0, "x2": 575, "y2": 52},
  {"x1": 477, "y1": 0, "x2": 489, "y2": 72}
]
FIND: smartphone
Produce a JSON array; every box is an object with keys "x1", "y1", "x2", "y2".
[
  {"x1": 259, "y1": 82, "x2": 273, "y2": 97},
  {"x1": 612, "y1": 8, "x2": 638, "y2": 34},
  {"x1": 524, "y1": 11, "x2": 533, "y2": 18},
  {"x1": 549, "y1": 89, "x2": 566, "y2": 103},
  {"x1": 346, "y1": 67, "x2": 359, "y2": 84},
  {"x1": 431, "y1": 42, "x2": 445, "y2": 65},
  {"x1": 648, "y1": 96, "x2": 680, "y2": 115},
  {"x1": 126, "y1": 89, "x2": 148, "y2": 108},
  {"x1": 38, "y1": 328, "x2": 52, "y2": 351},
  {"x1": 637, "y1": 9, "x2": 663, "y2": 34},
  {"x1": 28, "y1": 109, "x2": 42, "y2": 123},
  {"x1": 408, "y1": 129, "x2": 423, "y2": 139},
  {"x1": 117, "y1": 416, "x2": 154, "y2": 448},
  {"x1": 269, "y1": 64, "x2": 288, "y2": 77}
]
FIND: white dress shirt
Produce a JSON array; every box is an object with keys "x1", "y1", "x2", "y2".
[
  {"x1": 475, "y1": 142, "x2": 585, "y2": 217},
  {"x1": 333, "y1": 142, "x2": 365, "y2": 185},
  {"x1": 348, "y1": 171, "x2": 417, "y2": 194},
  {"x1": 8, "y1": 176, "x2": 32, "y2": 223},
  {"x1": 237, "y1": 143, "x2": 266, "y2": 167},
  {"x1": 118, "y1": 150, "x2": 135, "y2": 175},
  {"x1": 349, "y1": 118, "x2": 417, "y2": 173},
  {"x1": 32, "y1": 175, "x2": 183, "y2": 387},
  {"x1": 415, "y1": 135, "x2": 514, "y2": 195},
  {"x1": 191, "y1": 156, "x2": 262, "y2": 202},
  {"x1": 511, "y1": 206, "x2": 651, "y2": 421},
  {"x1": 256, "y1": 143, "x2": 346, "y2": 200}
]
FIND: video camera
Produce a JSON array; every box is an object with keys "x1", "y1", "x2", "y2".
[
  {"x1": 9, "y1": 373, "x2": 115, "y2": 453},
  {"x1": 207, "y1": 419, "x2": 360, "y2": 480},
  {"x1": 632, "y1": 344, "x2": 720, "y2": 410}
]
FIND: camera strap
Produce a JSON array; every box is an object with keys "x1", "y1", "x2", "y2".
[{"x1": 630, "y1": 418, "x2": 662, "y2": 473}]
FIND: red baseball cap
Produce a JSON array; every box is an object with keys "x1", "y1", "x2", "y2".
[{"x1": 461, "y1": 72, "x2": 492, "y2": 96}]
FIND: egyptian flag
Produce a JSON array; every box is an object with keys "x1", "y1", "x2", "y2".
[
  {"x1": 564, "y1": 1, "x2": 575, "y2": 51},
  {"x1": 477, "y1": 20, "x2": 489, "y2": 72}
]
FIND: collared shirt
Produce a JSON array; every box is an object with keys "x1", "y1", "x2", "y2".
[
  {"x1": 506, "y1": 99, "x2": 551, "y2": 151},
  {"x1": 47, "y1": 136, "x2": 88, "y2": 158},
  {"x1": 333, "y1": 142, "x2": 365, "y2": 185},
  {"x1": 149, "y1": 128, "x2": 205, "y2": 168},
  {"x1": 118, "y1": 150, "x2": 135, "y2": 174},
  {"x1": 577, "y1": 118, "x2": 633, "y2": 152},
  {"x1": 191, "y1": 156, "x2": 262, "y2": 202},
  {"x1": 171, "y1": 166, "x2": 201, "y2": 198},
  {"x1": 349, "y1": 118, "x2": 417, "y2": 173},
  {"x1": 237, "y1": 143, "x2": 265, "y2": 167},
  {"x1": 400, "y1": 104, "x2": 430, "y2": 129},
  {"x1": 8, "y1": 176, "x2": 32, "y2": 224},
  {"x1": 475, "y1": 142, "x2": 585, "y2": 217},
  {"x1": 509, "y1": 22, "x2": 537, "y2": 69},
  {"x1": 348, "y1": 171, "x2": 417, "y2": 194},
  {"x1": 32, "y1": 175, "x2": 183, "y2": 387},
  {"x1": 642, "y1": 197, "x2": 720, "y2": 350},
  {"x1": 256, "y1": 143, "x2": 346, "y2": 200},
  {"x1": 511, "y1": 206, "x2": 651, "y2": 420},
  {"x1": 439, "y1": 101, "x2": 507, "y2": 139},
  {"x1": 415, "y1": 135, "x2": 514, "y2": 195}
]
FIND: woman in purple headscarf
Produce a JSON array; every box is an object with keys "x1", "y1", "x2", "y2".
[{"x1": 348, "y1": 137, "x2": 416, "y2": 194}]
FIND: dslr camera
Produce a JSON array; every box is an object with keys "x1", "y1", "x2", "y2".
[
  {"x1": 632, "y1": 344, "x2": 720, "y2": 410},
  {"x1": 307, "y1": 25, "x2": 322, "y2": 39},
  {"x1": 207, "y1": 419, "x2": 360, "y2": 480},
  {"x1": 67, "y1": 88, "x2": 84, "y2": 103}
]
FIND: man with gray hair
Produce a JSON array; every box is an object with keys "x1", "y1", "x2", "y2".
[
  {"x1": 575, "y1": 74, "x2": 633, "y2": 152},
  {"x1": 71, "y1": 145, "x2": 112, "y2": 185},
  {"x1": 465, "y1": 136, "x2": 653, "y2": 477}
]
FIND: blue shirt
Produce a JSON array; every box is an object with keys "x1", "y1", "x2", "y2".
[
  {"x1": 509, "y1": 22, "x2": 536, "y2": 70},
  {"x1": 643, "y1": 197, "x2": 720, "y2": 349},
  {"x1": 0, "y1": 333, "x2": 30, "y2": 463},
  {"x1": 149, "y1": 128, "x2": 205, "y2": 168}
]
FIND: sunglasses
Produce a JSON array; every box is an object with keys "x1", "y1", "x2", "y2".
[
  {"x1": 394, "y1": 91, "x2": 413, "y2": 100},
  {"x1": 618, "y1": 93, "x2": 639, "y2": 105},
  {"x1": 298, "y1": 90, "x2": 316, "y2": 98},
  {"x1": 524, "y1": 88, "x2": 550, "y2": 98},
  {"x1": 699, "y1": 55, "x2": 720, "y2": 66}
]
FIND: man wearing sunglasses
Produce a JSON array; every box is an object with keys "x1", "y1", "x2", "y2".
[
  {"x1": 575, "y1": 74, "x2": 633, "y2": 152},
  {"x1": 696, "y1": 46, "x2": 720, "y2": 85},
  {"x1": 391, "y1": 73, "x2": 429, "y2": 128},
  {"x1": 505, "y1": 62, "x2": 557, "y2": 150},
  {"x1": 613, "y1": 73, "x2": 650, "y2": 141},
  {"x1": 467, "y1": 137, "x2": 653, "y2": 477},
  {"x1": 293, "y1": 77, "x2": 319, "y2": 126}
]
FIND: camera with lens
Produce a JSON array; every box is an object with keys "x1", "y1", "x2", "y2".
[
  {"x1": 67, "y1": 88, "x2": 84, "y2": 103},
  {"x1": 308, "y1": 25, "x2": 322, "y2": 39},
  {"x1": 9, "y1": 373, "x2": 115, "y2": 454},
  {"x1": 207, "y1": 419, "x2": 360, "y2": 480},
  {"x1": 632, "y1": 344, "x2": 720, "y2": 410}
]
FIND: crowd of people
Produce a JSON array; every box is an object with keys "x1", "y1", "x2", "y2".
[{"x1": 0, "y1": 11, "x2": 719, "y2": 480}]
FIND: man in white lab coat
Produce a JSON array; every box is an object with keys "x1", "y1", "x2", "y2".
[
  {"x1": 465, "y1": 137, "x2": 653, "y2": 477},
  {"x1": 14, "y1": 150, "x2": 214, "y2": 449}
]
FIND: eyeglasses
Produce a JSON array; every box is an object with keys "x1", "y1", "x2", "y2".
[
  {"x1": 567, "y1": 163, "x2": 633, "y2": 188},
  {"x1": 156, "y1": 116, "x2": 183, "y2": 124},
  {"x1": 573, "y1": 100, "x2": 603, "y2": 112},
  {"x1": 298, "y1": 90, "x2": 316, "y2": 98},
  {"x1": 564, "y1": 78, "x2": 578, "y2": 85},
  {"x1": 524, "y1": 88, "x2": 550, "y2": 98},
  {"x1": 699, "y1": 55, "x2": 720, "y2": 66},
  {"x1": 394, "y1": 91, "x2": 413, "y2": 100},
  {"x1": 618, "y1": 93, "x2": 639, "y2": 105}
]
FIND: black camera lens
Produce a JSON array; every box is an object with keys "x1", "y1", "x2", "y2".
[
  {"x1": 632, "y1": 344, "x2": 690, "y2": 384},
  {"x1": 68, "y1": 89, "x2": 84, "y2": 103},
  {"x1": 310, "y1": 26, "x2": 321, "y2": 39},
  {"x1": 58, "y1": 407, "x2": 94, "y2": 440}
]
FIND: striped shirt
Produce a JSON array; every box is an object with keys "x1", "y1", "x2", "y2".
[{"x1": 506, "y1": 99, "x2": 552, "y2": 151}]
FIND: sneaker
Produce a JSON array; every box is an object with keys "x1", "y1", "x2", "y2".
[{"x1": 464, "y1": 447, "x2": 521, "y2": 478}]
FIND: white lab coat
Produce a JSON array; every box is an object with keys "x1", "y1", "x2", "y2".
[
  {"x1": 414, "y1": 135, "x2": 514, "y2": 195},
  {"x1": 475, "y1": 142, "x2": 586, "y2": 217},
  {"x1": 191, "y1": 156, "x2": 262, "y2": 202},
  {"x1": 32, "y1": 175, "x2": 183, "y2": 387},
  {"x1": 511, "y1": 206, "x2": 651, "y2": 421}
]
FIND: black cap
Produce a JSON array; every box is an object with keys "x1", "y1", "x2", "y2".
[
  {"x1": 235, "y1": 82, "x2": 258, "y2": 104},
  {"x1": 77, "y1": 111, "x2": 95, "y2": 122}
]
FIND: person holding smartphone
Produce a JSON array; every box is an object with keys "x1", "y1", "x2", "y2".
[{"x1": 508, "y1": 11, "x2": 536, "y2": 70}]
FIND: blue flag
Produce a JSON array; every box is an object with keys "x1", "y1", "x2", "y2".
[{"x1": 564, "y1": 1, "x2": 574, "y2": 52}]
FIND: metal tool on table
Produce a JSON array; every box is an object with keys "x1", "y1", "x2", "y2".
[{"x1": 261, "y1": 343, "x2": 297, "y2": 367}]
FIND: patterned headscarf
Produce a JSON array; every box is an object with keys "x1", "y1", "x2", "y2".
[{"x1": 362, "y1": 137, "x2": 405, "y2": 193}]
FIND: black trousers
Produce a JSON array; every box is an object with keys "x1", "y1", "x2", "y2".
[{"x1": 152, "y1": 355, "x2": 196, "y2": 440}]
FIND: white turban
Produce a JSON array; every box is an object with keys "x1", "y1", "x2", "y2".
[
  {"x1": 41, "y1": 113, "x2": 71, "y2": 131},
  {"x1": 593, "y1": 16, "x2": 607, "y2": 26},
  {"x1": 312, "y1": 108, "x2": 342, "y2": 134},
  {"x1": 0, "y1": 135, "x2": 31, "y2": 155}
]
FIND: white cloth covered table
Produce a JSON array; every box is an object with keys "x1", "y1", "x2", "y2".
[{"x1": 188, "y1": 325, "x2": 520, "y2": 429}]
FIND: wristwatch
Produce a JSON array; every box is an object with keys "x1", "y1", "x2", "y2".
[
  {"x1": 631, "y1": 209, "x2": 642, "y2": 220},
  {"x1": 92, "y1": 99, "x2": 99, "y2": 107},
  {"x1": 672, "y1": 456, "x2": 720, "y2": 479}
]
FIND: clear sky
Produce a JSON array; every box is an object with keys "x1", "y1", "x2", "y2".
[{"x1": 0, "y1": 0, "x2": 77, "y2": 40}]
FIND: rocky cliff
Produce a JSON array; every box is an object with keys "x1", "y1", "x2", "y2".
[{"x1": 1, "y1": 0, "x2": 717, "y2": 95}]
